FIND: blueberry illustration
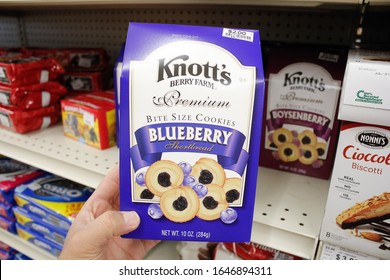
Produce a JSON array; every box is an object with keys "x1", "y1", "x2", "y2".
[
  {"x1": 148, "y1": 204, "x2": 163, "y2": 220},
  {"x1": 135, "y1": 171, "x2": 146, "y2": 186},
  {"x1": 192, "y1": 183, "x2": 208, "y2": 198},
  {"x1": 182, "y1": 175, "x2": 197, "y2": 187},
  {"x1": 178, "y1": 161, "x2": 192, "y2": 176},
  {"x1": 220, "y1": 208, "x2": 238, "y2": 224}
]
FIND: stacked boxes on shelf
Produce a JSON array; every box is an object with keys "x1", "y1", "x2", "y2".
[
  {"x1": 25, "y1": 48, "x2": 110, "y2": 94},
  {"x1": 13, "y1": 172, "x2": 94, "y2": 257},
  {"x1": 0, "y1": 51, "x2": 67, "y2": 133},
  {"x1": 0, "y1": 157, "x2": 44, "y2": 235},
  {"x1": 320, "y1": 49, "x2": 390, "y2": 259}
]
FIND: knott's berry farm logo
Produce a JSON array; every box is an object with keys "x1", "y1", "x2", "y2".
[{"x1": 355, "y1": 89, "x2": 383, "y2": 105}]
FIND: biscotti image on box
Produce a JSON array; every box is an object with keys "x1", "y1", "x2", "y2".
[
  {"x1": 259, "y1": 45, "x2": 347, "y2": 179},
  {"x1": 320, "y1": 122, "x2": 390, "y2": 259},
  {"x1": 14, "y1": 173, "x2": 94, "y2": 230},
  {"x1": 120, "y1": 23, "x2": 265, "y2": 242}
]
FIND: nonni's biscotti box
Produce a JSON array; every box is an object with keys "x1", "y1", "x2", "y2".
[
  {"x1": 320, "y1": 122, "x2": 390, "y2": 259},
  {"x1": 119, "y1": 23, "x2": 265, "y2": 242}
]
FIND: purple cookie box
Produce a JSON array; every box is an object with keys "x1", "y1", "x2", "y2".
[{"x1": 120, "y1": 23, "x2": 265, "y2": 242}]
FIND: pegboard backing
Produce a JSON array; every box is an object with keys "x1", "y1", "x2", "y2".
[
  {"x1": 19, "y1": 6, "x2": 359, "y2": 65},
  {"x1": 0, "y1": 15, "x2": 22, "y2": 47}
]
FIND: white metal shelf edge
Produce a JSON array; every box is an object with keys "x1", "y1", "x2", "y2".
[
  {"x1": 252, "y1": 167, "x2": 330, "y2": 259},
  {"x1": 0, "y1": 126, "x2": 118, "y2": 189}
]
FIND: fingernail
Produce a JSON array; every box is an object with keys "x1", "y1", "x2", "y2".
[{"x1": 122, "y1": 211, "x2": 140, "y2": 228}]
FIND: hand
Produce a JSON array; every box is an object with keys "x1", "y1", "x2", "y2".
[{"x1": 59, "y1": 165, "x2": 159, "y2": 260}]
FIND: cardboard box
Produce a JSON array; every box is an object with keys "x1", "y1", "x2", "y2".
[
  {"x1": 338, "y1": 49, "x2": 390, "y2": 126},
  {"x1": 14, "y1": 173, "x2": 94, "y2": 230},
  {"x1": 120, "y1": 23, "x2": 265, "y2": 242},
  {"x1": 320, "y1": 121, "x2": 390, "y2": 259},
  {"x1": 61, "y1": 92, "x2": 116, "y2": 149},
  {"x1": 259, "y1": 45, "x2": 347, "y2": 179}
]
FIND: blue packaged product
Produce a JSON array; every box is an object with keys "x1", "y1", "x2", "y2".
[
  {"x1": 0, "y1": 215, "x2": 16, "y2": 233},
  {"x1": 14, "y1": 252, "x2": 32, "y2": 260},
  {"x1": 0, "y1": 157, "x2": 44, "y2": 205},
  {"x1": 14, "y1": 173, "x2": 94, "y2": 230},
  {"x1": 0, "y1": 248, "x2": 15, "y2": 260},
  {"x1": 15, "y1": 223, "x2": 62, "y2": 257},
  {"x1": 114, "y1": 43, "x2": 125, "y2": 147},
  {"x1": 120, "y1": 23, "x2": 265, "y2": 242},
  {"x1": 13, "y1": 206, "x2": 68, "y2": 245},
  {"x1": 0, "y1": 201, "x2": 14, "y2": 219}
]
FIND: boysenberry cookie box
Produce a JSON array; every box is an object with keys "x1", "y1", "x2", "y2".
[
  {"x1": 259, "y1": 44, "x2": 347, "y2": 179},
  {"x1": 120, "y1": 23, "x2": 265, "y2": 242},
  {"x1": 320, "y1": 122, "x2": 390, "y2": 259}
]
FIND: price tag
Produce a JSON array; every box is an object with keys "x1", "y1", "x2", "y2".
[
  {"x1": 83, "y1": 112, "x2": 95, "y2": 126},
  {"x1": 222, "y1": 28, "x2": 254, "y2": 42},
  {"x1": 319, "y1": 243, "x2": 379, "y2": 260}
]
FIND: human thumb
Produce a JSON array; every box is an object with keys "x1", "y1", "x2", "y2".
[{"x1": 86, "y1": 211, "x2": 140, "y2": 247}]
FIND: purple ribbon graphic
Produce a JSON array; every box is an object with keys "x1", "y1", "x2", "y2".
[
  {"x1": 130, "y1": 122, "x2": 248, "y2": 175},
  {"x1": 267, "y1": 109, "x2": 332, "y2": 140}
]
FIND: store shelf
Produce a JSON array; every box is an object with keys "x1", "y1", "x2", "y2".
[
  {"x1": 0, "y1": 126, "x2": 329, "y2": 259},
  {"x1": 252, "y1": 167, "x2": 330, "y2": 259},
  {"x1": 0, "y1": 0, "x2": 360, "y2": 9},
  {"x1": 0, "y1": 228, "x2": 57, "y2": 260},
  {"x1": 0, "y1": 126, "x2": 118, "y2": 189}
]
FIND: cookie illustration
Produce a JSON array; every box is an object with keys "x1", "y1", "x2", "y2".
[
  {"x1": 197, "y1": 184, "x2": 229, "y2": 221},
  {"x1": 190, "y1": 157, "x2": 226, "y2": 187},
  {"x1": 298, "y1": 130, "x2": 317, "y2": 147},
  {"x1": 145, "y1": 160, "x2": 184, "y2": 197},
  {"x1": 336, "y1": 192, "x2": 390, "y2": 229},
  {"x1": 160, "y1": 186, "x2": 200, "y2": 223},
  {"x1": 272, "y1": 127, "x2": 293, "y2": 147},
  {"x1": 278, "y1": 142, "x2": 300, "y2": 162},
  {"x1": 134, "y1": 183, "x2": 159, "y2": 202},
  {"x1": 315, "y1": 142, "x2": 327, "y2": 158},
  {"x1": 299, "y1": 144, "x2": 318, "y2": 165},
  {"x1": 223, "y1": 178, "x2": 242, "y2": 204}
]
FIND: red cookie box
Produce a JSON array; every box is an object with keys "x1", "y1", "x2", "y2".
[
  {"x1": 259, "y1": 44, "x2": 348, "y2": 180},
  {"x1": 0, "y1": 104, "x2": 60, "y2": 133},
  {"x1": 0, "y1": 55, "x2": 64, "y2": 87},
  {"x1": 61, "y1": 92, "x2": 116, "y2": 150},
  {"x1": 23, "y1": 47, "x2": 108, "y2": 72},
  {"x1": 0, "y1": 82, "x2": 68, "y2": 110}
]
